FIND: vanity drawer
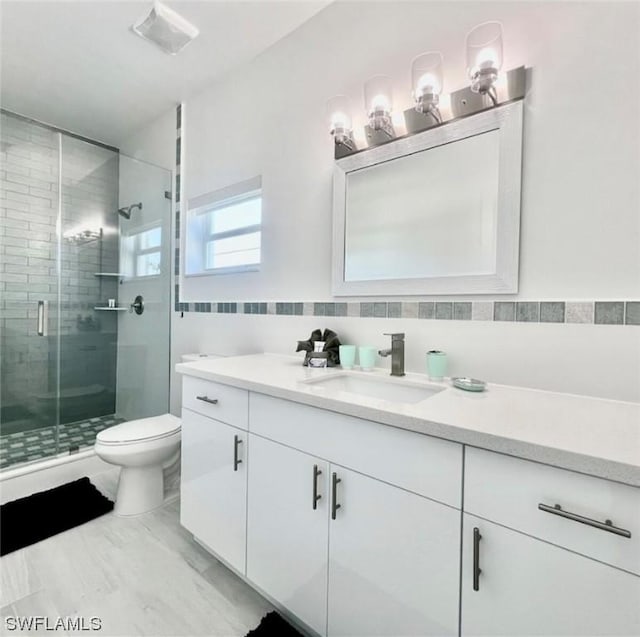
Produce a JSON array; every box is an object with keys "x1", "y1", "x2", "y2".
[
  {"x1": 249, "y1": 392, "x2": 462, "y2": 508},
  {"x1": 182, "y1": 376, "x2": 248, "y2": 430},
  {"x1": 465, "y1": 447, "x2": 640, "y2": 575}
]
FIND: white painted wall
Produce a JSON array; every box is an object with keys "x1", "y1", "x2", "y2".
[
  {"x1": 182, "y1": 0, "x2": 640, "y2": 302},
  {"x1": 120, "y1": 109, "x2": 176, "y2": 171},
  {"x1": 126, "y1": 1, "x2": 640, "y2": 407}
]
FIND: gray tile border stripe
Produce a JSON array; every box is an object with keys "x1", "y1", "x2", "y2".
[
  {"x1": 595, "y1": 301, "x2": 624, "y2": 325},
  {"x1": 172, "y1": 295, "x2": 640, "y2": 326},
  {"x1": 540, "y1": 302, "x2": 565, "y2": 323}
]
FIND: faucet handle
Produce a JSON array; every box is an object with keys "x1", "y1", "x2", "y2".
[{"x1": 384, "y1": 332, "x2": 405, "y2": 341}]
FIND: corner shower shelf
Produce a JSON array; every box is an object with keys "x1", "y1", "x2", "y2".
[{"x1": 94, "y1": 306, "x2": 128, "y2": 311}]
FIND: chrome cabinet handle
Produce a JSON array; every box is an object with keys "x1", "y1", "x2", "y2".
[
  {"x1": 331, "y1": 472, "x2": 341, "y2": 520},
  {"x1": 233, "y1": 435, "x2": 242, "y2": 471},
  {"x1": 473, "y1": 527, "x2": 482, "y2": 591},
  {"x1": 37, "y1": 300, "x2": 48, "y2": 336},
  {"x1": 312, "y1": 465, "x2": 322, "y2": 510},
  {"x1": 538, "y1": 503, "x2": 631, "y2": 538},
  {"x1": 196, "y1": 395, "x2": 218, "y2": 405}
]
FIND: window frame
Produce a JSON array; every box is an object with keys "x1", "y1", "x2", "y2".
[
  {"x1": 202, "y1": 192, "x2": 262, "y2": 275},
  {"x1": 122, "y1": 223, "x2": 163, "y2": 280},
  {"x1": 185, "y1": 176, "x2": 263, "y2": 278}
]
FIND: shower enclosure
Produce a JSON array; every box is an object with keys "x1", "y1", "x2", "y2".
[{"x1": 0, "y1": 110, "x2": 172, "y2": 470}]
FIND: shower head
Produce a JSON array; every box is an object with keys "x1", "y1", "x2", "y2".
[{"x1": 118, "y1": 202, "x2": 142, "y2": 220}]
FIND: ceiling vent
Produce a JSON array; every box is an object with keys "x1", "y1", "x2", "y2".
[{"x1": 132, "y1": 1, "x2": 199, "y2": 55}]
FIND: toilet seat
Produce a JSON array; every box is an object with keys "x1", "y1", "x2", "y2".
[{"x1": 96, "y1": 414, "x2": 181, "y2": 446}]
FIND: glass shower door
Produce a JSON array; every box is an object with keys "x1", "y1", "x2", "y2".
[
  {"x1": 115, "y1": 155, "x2": 172, "y2": 421},
  {"x1": 56, "y1": 135, "x2": 121, "y2": 452},
  {"x1": 0, "y1": 112, "x2": 61, "y2": 468},
  {"x1": 1, "y1": 112, "x2": 172, "y2": 471}
]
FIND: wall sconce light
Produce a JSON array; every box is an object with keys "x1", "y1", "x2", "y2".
[
  {"x1": 327, "y1": 95, "x2": 356, "y2": 152},
  {"x1": 465, "y1": 21, "x2": 503, "y2": 104},
  {"x1": 364, "y1": 75, "x2": 395, "y2": 142},
  {"x1": 411, "y1": 51, "x2": 444, "y2": 124},
  {"x1": 327, "y1": 20, "x2": 524, "y2": 158}
]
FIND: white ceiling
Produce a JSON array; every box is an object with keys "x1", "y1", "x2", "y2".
[{"x1": 0, "y1": 1, "x2": 329, "y2": 147}]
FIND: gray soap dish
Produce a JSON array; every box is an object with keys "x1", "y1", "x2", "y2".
[{"x1": 451, "y1": 377, "x2": 487, "y2": 392}]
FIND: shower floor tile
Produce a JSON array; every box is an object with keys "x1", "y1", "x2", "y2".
[{"x1": 0, "y1": 414, "x2": 126, "y2": 470}]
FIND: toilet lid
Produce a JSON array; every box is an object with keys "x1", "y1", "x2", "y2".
[{"x1": 97, "y1": 414, "x2": 181, "y2": 445}]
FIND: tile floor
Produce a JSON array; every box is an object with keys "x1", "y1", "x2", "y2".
[
  {"x1": 0, "y1": 469, "x2": 272, "y2": 636},
  {"x1": 0, "y1": 415, "x2": 126, "y2": 470}
]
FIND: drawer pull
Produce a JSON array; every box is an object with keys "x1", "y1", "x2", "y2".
[
  {"x1": 196, "y1": 395, "x2": 218, "y2": 405},
  {"x1": 312, "y1": 465, "x2": 322, "y2": 510},
  {"x1": 538, "y1": 503, "x2": 631, "y2": 538},
  {"x1": 233, "y1": 435, "x2": 242, "y2": 471},
  {"x1": 472, "y1": 527, "x2": 482, "y2": 591},
  {"x1": 331, "y1": 472, "x2": 341, "y2": 520}
]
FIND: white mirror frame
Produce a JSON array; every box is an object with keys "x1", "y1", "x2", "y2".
[{"x1": 331, "y1": 100, "x2": 524, "y2": 296}]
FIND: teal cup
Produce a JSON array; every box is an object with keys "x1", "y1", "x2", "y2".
[
  {"x1": 426, "y1": 350, "x2": 447, "y2": 381},
  {"x1": 339, "y1": 345, "x2": 357, "y2": 369},
  {"x1": 358, "y1": 346, "x2": 377, "y2": 371}
]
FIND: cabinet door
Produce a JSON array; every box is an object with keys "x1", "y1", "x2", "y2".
[
  {"x1": 180, "y1": 408, "x2": 247, "y2": 574},
  {"x1": 247, "y1": 435, "x2": 329, "y2": 636},
  {"x1": 327, "y1": 466, "x2": 460, "y2": 636},
  {"x1": 461, "y1": 514, "x2": 640, "y2": 636}
]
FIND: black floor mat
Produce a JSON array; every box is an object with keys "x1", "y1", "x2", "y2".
[
  {"x1": 245, "y1": 612, "x2": 304, "y2": 636},
  {"x1": 0, "y1": 477, "x2": 114, "y2": 556}
]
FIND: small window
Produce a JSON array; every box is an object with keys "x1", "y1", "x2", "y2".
[
  {"x1": 185, "y1": 178, "x2": 262, "y2": 276},
  {"x1": 122, "y1": 225, "x2": 162, "y2": 278}
]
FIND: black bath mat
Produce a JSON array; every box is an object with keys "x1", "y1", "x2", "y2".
[
  {"x1": 245, "y1": 612, "x2": 304, "y2": 637},
  {"x1": 0, "y1": 477, "x2": 114, "y2": 556}
]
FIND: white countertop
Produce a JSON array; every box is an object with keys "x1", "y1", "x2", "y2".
[{"x1": 176, "y1": 353, "x2": 640, "y2": 487}]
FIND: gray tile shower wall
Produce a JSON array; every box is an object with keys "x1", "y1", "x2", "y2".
[
  {"x1": 0, "y1": 112, "x2": 120, "y2": 427},
  {"x1": 1, "y1": 113, "x2": 60, "y2": 427}
]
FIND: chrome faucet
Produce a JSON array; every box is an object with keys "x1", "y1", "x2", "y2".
[{"x1": 378, "y1": 333, "x2": 405, "y2": 377}]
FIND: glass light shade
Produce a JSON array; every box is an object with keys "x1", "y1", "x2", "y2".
[
  {"x1": 326, "y1": 95, "x2": 352, "y2": 133},
  {"x1": 411, "y1": 52, "x2": 444, "y2": 99},
  {"x1": 465, "y1": 21, "x2": 503, "y2": 78},
  {"x1": 364, "y1": 75, "x2": 393, "y2": 117}
]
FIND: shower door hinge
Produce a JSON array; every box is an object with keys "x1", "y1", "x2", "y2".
[{"x1": 164, "y1": 190, "x2": 172, "y2": 200}]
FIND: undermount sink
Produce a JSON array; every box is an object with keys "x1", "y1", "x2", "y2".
[{"x1": 302, "y1": 372, "x2": 444, "y2": 404}]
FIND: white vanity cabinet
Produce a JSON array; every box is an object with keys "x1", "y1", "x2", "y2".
[
  {"x1": 461, "y1": 448, "x2": 640, "y2": 636},
  {"x1": 180, "y1": 398, "x2": 248, "y2": 574},
  {"x1": 247, "y1": 434, "x2": 330, "y2": 636},
  {"x1": 247, "y1": 393, "x2": 463, "y2": 637},
  {"x1": 327, "y1": 465, "x2": 461, "y2": 637},
  {"x1": 178, "y1": 371, "x2": 640, "y2": 637},
  {"x1": 246, "y1": 431, "x2": 461, "y2": 637},
  {"x1": 461, "y1": 514, "x2": 640, "y2": 636}
]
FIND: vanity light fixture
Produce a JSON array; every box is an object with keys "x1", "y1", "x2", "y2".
[
  {"x1": 327, "y1": 95, "x2": 356, "y2": 153},
  {"x1": 364, "y1": 75, "x2": 395, "y2": 142},
  {"x1": 465, "y1": 21, "x2": 503, "y2": 104},
  {"x1": 327, "y1": 21, "x2": 524, "y2": 158},
  {"x1": 411, "y1": 51, "x2": 444, "y2": 124}
]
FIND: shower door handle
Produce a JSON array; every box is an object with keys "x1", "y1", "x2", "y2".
[{"x1": 37, "y1": 300, "x2": 49, "y2": 336}]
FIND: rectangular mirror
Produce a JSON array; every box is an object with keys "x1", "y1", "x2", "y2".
[{"x1": 332, "y1": 100, "x2": 523, "y2": 296}]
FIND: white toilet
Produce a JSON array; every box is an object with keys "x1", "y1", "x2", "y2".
[{"x1": 95, "y1": 414, "x2": 181, "y2": 516}]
